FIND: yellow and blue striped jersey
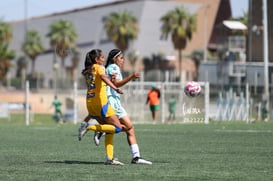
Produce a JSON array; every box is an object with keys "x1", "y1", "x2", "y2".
[{"x1": 84, "y1": 64, "x2": 115, "y2": 118}]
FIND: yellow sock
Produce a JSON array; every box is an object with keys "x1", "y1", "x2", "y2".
[
  {"x1": 87, "y1": 124, "x2": 116, "y2": 133},
  {"x1": 105, "y1": 133, "x2": 114, "y2": 160}
]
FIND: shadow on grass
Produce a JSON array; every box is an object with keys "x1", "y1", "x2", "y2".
[{"x1": 45, "y1": 160, "x2": 104, "y2": 165}]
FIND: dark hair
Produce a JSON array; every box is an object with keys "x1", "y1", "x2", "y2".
[
  {"x1": 82, "y1": 49, "x2": 102, "y2": 75},
  {"x1": 105, "y1": 49, "x2": 122, "y2": 68}
]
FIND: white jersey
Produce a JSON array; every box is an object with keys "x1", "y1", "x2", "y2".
[{"x1": 106, "y1": 64, "x2": 122, "y2": 99}]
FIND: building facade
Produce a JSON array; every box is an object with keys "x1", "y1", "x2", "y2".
[{"x1": 9, "y1": 0, "x2": 230, "y2": 88}]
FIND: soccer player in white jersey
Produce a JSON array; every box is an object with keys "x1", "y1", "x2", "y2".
[{"x1": 97, "y1": 49, "x2": 152, "y2": 165}]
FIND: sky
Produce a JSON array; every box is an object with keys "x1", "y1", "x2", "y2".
[{"x1": 0, "y1": 0, "x2": 248, "y2": 22}]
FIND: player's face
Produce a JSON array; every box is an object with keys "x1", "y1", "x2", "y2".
[
  {"x1": 114, "y1": 53, "x2": 124, "y2": 67},
  {"x1": 96, "y1": 53, "x2": 105, "y2": 65}
]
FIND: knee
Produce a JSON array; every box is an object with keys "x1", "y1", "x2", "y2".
[
  {"x1": 126, "y1": 125, "x2": 135, "y2": 135},
  {"x1": 121, "y1": 121, "x2": 133, "y2": 131}
]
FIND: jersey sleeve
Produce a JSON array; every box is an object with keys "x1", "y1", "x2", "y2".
[
  {"x1": 107, "y1": 64, "x2": 121, "y2": 80},
  {"x1": 97, "y1": 64, "x2": 106, "y2": 76}
]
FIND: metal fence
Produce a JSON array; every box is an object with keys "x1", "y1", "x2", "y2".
[{"x1": 7, "y1": 80, "x2": 269, "y2": 125}]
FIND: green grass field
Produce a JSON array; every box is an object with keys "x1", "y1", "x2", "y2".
[{"x1": 1, "y1": 116, "x2": 273, "y2": 181}]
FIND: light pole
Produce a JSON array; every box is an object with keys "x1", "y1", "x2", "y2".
[
  {"x1": 248, "y1": 0, "x2": 253, "y2": 62},
  {"x1": 53, "y1": 53, "x2": 59, "y2": 97},
  {"x1": 23, "y1": 0, "x2": 28, "y2": 89},
  {"x1": 203, "y1": 3, "x2": 209, "y2": 63},
  {"x1": 262, "y1": 0, "x2": 270, "y2": 112}
]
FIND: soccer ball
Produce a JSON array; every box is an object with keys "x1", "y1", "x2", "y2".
[{"x1": 184, "y1": 81, "x2": 201, "y2": 97}]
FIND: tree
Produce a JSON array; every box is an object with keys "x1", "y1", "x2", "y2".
[
  {"x1": 0, "y1": 20, "x2": 12, "y2": 43},
  {"x1": 0, "y1": 20, "x2": 15, "y2": 86},
  {"x1": 47, "y1": 19, "x2": 77, "y2": 79},
  {"x1": 160, "y1": 6, "x2": 197, "y2": 81},
  {"x1": 104, "y1": 11, "x2": 138, "y2": 52},
  {"x1": 22, "y1": 29, "x2": 45, "y2": 75},
  {"x1": 0, "y1": 43, "x2": 15, "y2": 85},
  {"x1": 16, "y1": 55, "x2": 28, "y2": 89},
  {"x1": 127, "y1": 50, "x2": 139, "y2": 72},
  {"x1": 239, "y1": 11, "x2": 248, "y2": 27}
]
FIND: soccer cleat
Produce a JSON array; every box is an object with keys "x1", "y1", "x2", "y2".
[
  {"x1": 131, "y1": 157, "x2": 152, "y2": 165},
  {"x1": 105, "y1": 158, "x2": 124, "y2": 165},
  {"x1": 93, "y1": 132, "x2": 106, "y2": 146},
  {"x1": 78, "y1": 121, "x2": 88, "y2": 141}
]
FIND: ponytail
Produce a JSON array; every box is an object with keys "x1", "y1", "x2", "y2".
[{"x1": 82, "y1": 49, "x2": 102, "y2": 75}]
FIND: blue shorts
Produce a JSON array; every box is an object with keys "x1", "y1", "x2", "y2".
[{"x1": 108, "y1": 96, "x2": 127, "y2": 119}]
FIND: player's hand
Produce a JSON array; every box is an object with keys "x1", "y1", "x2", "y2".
[
  {"x1": 116, "y1": 88, "x2": 123, "y2": 94},
  {"x1": 132, "y1": 72, "x2": 140, "y2": 79}
]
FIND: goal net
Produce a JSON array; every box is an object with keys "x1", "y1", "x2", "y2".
[{"x1": 120, "y1": 81, "x2": 209, "y2": 124}]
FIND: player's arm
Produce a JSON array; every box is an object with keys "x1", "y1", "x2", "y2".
[
  {"x1": 101, "y1": 74, "x2": 123, "y2": 94},
  {"x1": 146, "y1": 97, "x2": 149, "y2": 105},
  {"x1": 113, "y1": 72, "x2": 140, "y2": 87},
  {"x1": 157, "y1": 89, "x2": 161, "y2": 98}
]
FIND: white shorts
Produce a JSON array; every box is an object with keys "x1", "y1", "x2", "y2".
[{"x1": 108, "y1": 96, "x2": 127, "y2": 119}]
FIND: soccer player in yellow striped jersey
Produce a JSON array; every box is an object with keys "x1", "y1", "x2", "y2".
[
  {"x1": 94, "y1": 49, "x2": 152, "y2": 165},
  {"x1": 79, "y1": 49, "x2": 125, "y2": 165}
]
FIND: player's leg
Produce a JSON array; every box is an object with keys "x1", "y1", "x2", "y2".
[
  {"x1": 87, "y1": 124, "x2": 122, "y2": 133},
  {"x1": 79, "y1": 115, "x2": 123, "y2": 140},
  {"x1": 85, "y1": 114, "x2": 124, "y2": 140},
  {"x1": 120, "y1": 115, "x2": 136, "y2": 143},
  {"x1": 120, "y1": 115, "x2": 152, "y2": 165},
  {"x1": 80, "y1": 102, "x2": 123, "y2": 140},
  {"x1": 152, "y1": 110, "x2": 156, "y2": 121},
  {"x1": 93, "y1": 98, "x2": 152, "y2": 164},
  {"x1": 93, "y1": 96, "x2": 125, "y2": 145},
  {"x1": 104, "y1": 133, "x2": 124, "y2": 165},
  {"x1": 152, "y1": 105, "x2": 160, "y2": 123},
  {"x1": 94, "y1": 131, "x2": 106, "y2": 146},
  {"x1": 93, "y1": 115, "x2": 122, "y2": 146},
  {"x1": 78, "y1": 115, "x2": 92, "y2": 141},
  {"x1": 78, "y1": 115, "x2": 104, "y2": 140},
  {"x1": 150, "y1": 105, "x2": 158, "y2": 122},
  {"x1": 79, "y1": 102, "x2": 99, "y2": 140},
  {"x1": 150, "y1": 105, "x2": 154, "y2": 121}
]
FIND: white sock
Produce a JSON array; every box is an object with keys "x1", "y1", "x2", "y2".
[{"x1": 130, "y1": 144, "x2": 140, "y2": 158}]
